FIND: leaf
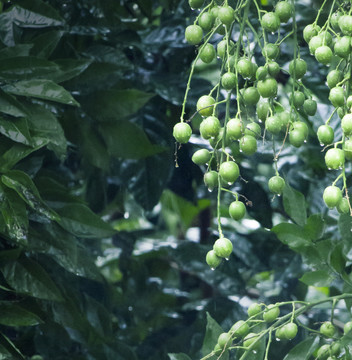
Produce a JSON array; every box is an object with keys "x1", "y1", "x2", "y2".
[
  {"x1": 283, "y1": 182, "x2": 307, "y2": 226},
  {"x1": 271, "y1": 223, "x2": 311, "y2": 249},
  {"x1": 284, "y1": 336, "x2": 319, "y2": 360},
  {"x1": 3, "y1": 79, "x2": 79, "y2": 106},
  {"x1": 299, "y1": 270, "x2": 335, "y2": 287},
  {"x1": 303, "y1": 214, "x2": 325, "y2": 241},
  {"x1": 55, "y1": 203, "x2": 115, "y2": 239},
  {"x1": 0, "y1": 116, "x2": 32, "y2": 145},
  {"x1": 0, "y1": 89, "x2": 28, "y2": 117},
  {"x1": 0, "y1": 301, "x2": 43, "y2": 326},
  {"x1": 168, "y1": 354, "x2": 192, "y2": 360},
  {"x1": 330, "y1": 243, "x2": 346, "y2": 273},
  {"x1": 0, "y1": 255, "x2": 63, "y2": 301},
  {"x1": 0, "y1": 44, "x2": 33, "y2": 59},
  {"x1": 30, "y1": 30, "x2": 63, "y2": 58},
  {"x1": 51, "y1": 59, "x2": 92, "y2": 83},
  {"x1": 202, "y1": 312, "x2": 227, "y2": 359},
  {"x1": 0, "y1": 332, "x2": 24, "y2": 359}
]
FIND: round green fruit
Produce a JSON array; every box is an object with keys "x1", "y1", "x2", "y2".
[
  {"x1": 243, "y1": 333, "x2": 260, "y2": 350},
  {"x1": 197, "y1": 95, "x2": 215, "y2": 116},
  {"x1": 185, "y1": 25, "x2": 203, "y2": 45},
  {"x1": 227, "y1": 118, "x2": 244, "y2": 140},
  {"x1": 261, "y1": 12, "x2": 280, "y2": 32},
  {"x1": 218, "y1": 6, "x2": 235, "y2": 27},
  {"x1": 268, "y1": 175, "x2": 285, "y2": 195},
  {"x1": 239, "y1": 135, "x2": 257, "y2": 156},
  {"x1": 243, "y1": 87, "x2": 260, "y2": 105},
  {"x1": 323, "y1": 186, "x2": 342, "y2": 208},
  {"x1": 192, "y1": 149, "x2": 211, "y2": 165},
  {"x1": 344, "y1": 139, "x2": 352, "y2": 160},
  {"x1": 342, "y1": 114, "x2": 352, "y2": 135},
  {"x1": 198, "y1": 12, "x2": 215, "y2": 31},
  {"x1": 265, "y1": 115, "x2": 284, "y2": 135},
  {"x1": 344, "y1": 321, "x2": 352, "y2": 334},
  {"x1": 275, "y1": 1, "x2": 293, "y2": 23},
  {"x1": 229, "y1": 201, "x2": 246, "y2": 220},
  {"x1": 263, "y1": 304, "x2": 280, "y2": 322},
  {"x1": 337, "y1": 197, "x2": 350, "y2": 214},
  {"x1": 303, "y1": 24, "x2": 320, "y2": 43},
  {"x1": 291, "y1": 121, "x2": 308, "y2": 137},
  {"x1": 199, "y1": 43, "x2": 216, "y2": 63},
  {"x1": 290, "y1": 91, "x2": 305, "y2": 108},
  {"x1": 256, "y1": 66, "x2": 268, "y2": 81},
  {"x1": 257, "y1": 101, "x2": 270, "y2": 121},
  {"x1": 219, "y1": 161, "x2": 240, "y2": 183},
  {"x1": 317, "y1": 125, "x2": 334, "y2": 145},
  {"x1": 217, "y1": 332, "x2": 232, "y2": 350},
  {"x1": 189, "y1": 0, "x2": 204, "y2": 9},
  {"x1": 267, "y1": 61, "x2": 280, "y2": 77},
  {"x1": 221, "y1": 72, "x2": 236, "y2": 90},
  {"x1": 282, "y1": 323, "x2": 298, "y2": 340},
  {"x1": 275, "y1": 327, "x2": 286, "y2": 340},
  {"x1": 245, "y1": 122, "x2": 261, "y2": 138},
  {"x1": 303, "y1": 99, "x2": 317, "y2": 116},
  {"x1": 317, "y1": 344, "x2": 330, "y2": 359},
  {"x1": 206, "y1": 250, "x2": 222, "y2": 269},
  {"x1": 339, "y1": 15, "x2": 352, "y2": 35},
  {"x1": 334, "y1": 36, "x2": 351, "y2": 58},
  {"x1": 200, "y1": 116, "x2": 221, "y2": 139},
  {"x1": 289, "y1": 58, "x2": 307, "y2": 79},
  {"x1": 325, "y1": 148, "x2": 345, "y2": 170},
  {"x1": 315, "y1": 45, "x2": 333, "y2": 65},
  {"x1": 320, "y1": 321, "x2": 336, "y2": 338},
  {"x1": 289, "y1": 129, "x2": 305, "y2": 147},
  {"x1": 247, "y1": 303, "x2": 262, "y2": 317},
  {"x1": 257, "y1": 78, "x2": 278, "y2": 98},
  {"x1": 327, "y1": 70, "x2": 343, "y2": 89},
  {"x1": 329, "y1": 87, "x2": 345, "y2": 108},
  {"x1": 230, "y1": 320, "x2": 249, "y2": 337},
  {"x1": 213, "y1": 237, "x2": 233, "y2": 258},
  {"x1": 204, "y1": 171, "x2": 218, "y2": 190},
  {"x1": 217, "y1": 39, "x2": 234, "y2": 59},
  {"x1": 263, "y1": 43, "x2": 280, "y2": 60},
  {"x1": 237, "y1": 58, "x2": 253, "y2": 79},
  {"x1": 173, "y1": 122, "x2": 192, "y2": 143},
  {"x1": 347, "y1": 95, "x2": 352, "y2": 109},
  {"x1": 308, "y1": 35, "x2": 323, "y2": 55}
]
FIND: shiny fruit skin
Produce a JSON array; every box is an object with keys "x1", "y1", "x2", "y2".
[
  {"x1": 230, "y1": 320, "x2": 249, "y2": 337},
  {"x1": 206, "y1": 250, "x2": 222, "y2": 269},
  {"x1": 261, "y1": 12, "x2": 280, "y2": 32},
  {"x1": 317, "y1": 125, "x2": 334, "y2": 145},
  {"x1": 200, "y1": 116, "x2": 221, "y2": 139},
  {"x1": 323, "y1": 186, "x2": 342, "y2": 208},
  {"x1": 247, "y1": 303, "x2": 262, "y2": 317},
  {"x1": 275, "y1": 1, "x2": 293, "y2": 23},
  {"x1": 289, "y1": 58, "x2": 307, "y2": 79},
  {"x1": 303, "y1": 99, "x2": 317, "y2": 116},
  {"x1": 263, "y1": 304, "x2": 280, "y2": 322},
  {"x1": 320, "y1": 321, "x2": 336, "y2": 338},
  {"x1": 219, "y1": 161, "x2": 240, "y2": 183},
  {"x1": 227, "y1": 118, "x2": 244, "y2": 140},
  {"x1": 268, "y1": 176, "x2": 285, "y2": 195},
  {"x1": 239, "y1": 135, "x2": 257, "y2": 156},
  {"x1": 213, "y1": 237, "x2": 233, "y2": 258},
  {"x1": 192, "y1": 149, "x2": 211, "y2": 165},
  {"x1": 173, "y1": 122, "x2": 192, "y2": 143},
  {"x1": 315, "y1": 45, "x2": 333, "y2": 65},
  {"x1": 342, "y1": 113, "x2": 352, "y2": 135},
  {"x1": 185, "y1": 25, "x2": 203, "y2": 45},
  {"x1": 325, "y1": 148, "x2": 345, "y2": 170},
  {"x1": 229, "y1": 201, "x2": 246, "y2": 220},
  {"x1": 257, "y1": 78, "x2": 278, "y2": 98},
  {"x1": 199, "y1": 43, "x2": 216, "y2": 64},
  {"x1": 204, "y1": 171, "x2": 218, "y2": 190},
  {"x1": 243, "y1": 87, "x2": 260, "y2": 105},
  {"x1": 197, "y1": 95, "x2": 215, "y2": 116}
]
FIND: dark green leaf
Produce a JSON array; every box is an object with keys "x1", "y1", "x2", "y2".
[
  {"x1": 0, "y1": 248, "x2": 22, "y2": 263},
  {"x1": 330, "y1": 243, "x2": 346, "y2": 273},
  {"x1": 0, "y1": 332, "x2": 24, "y2": 359},
  {"x1": 168, "y1": 354, "x2": 192, "y2": 360},
  {"x1": 271, "y1": 223, "x2": 311, "y2": 249},
  {"x1": 0, "y1": 116, "x2": 31, "y2": 145},
  {"x1": 0, "y1": 301, "x2": 43, "y2": 326},
  {"x1": 299, "y1": 270, "x2": 334, "y2": 287},
  {"x1": 283, "y1": 182, "x2": 307, "y2": 226},
  {"x1": 3, "y1": 79, "x2": 79, "y2": 106},
  {"x1": 202, "y1": 312, "x2": 227, "y2": 359},
  {"x1": 284, "y1": 336, "x2": 319, "y2": 360},
  {"x1": 30, "y1": 30, "x2": 63, "y2": 58},
  {"x1": 51, "y1": 59, "x2": 92, "y2": 83},
  {"x1": 303, "y1": 214, "x2": 325, "y2": 241},
  {"x1": 0, "y1": 89, "x2": 28, "y2": 117},
  {"x1": 0, "y1": 44, "x2": 33, "y2": 59}
]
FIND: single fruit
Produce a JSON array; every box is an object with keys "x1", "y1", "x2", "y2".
[
  {"x1": 279, "y1": 111, "x2": 290, "y2": 129},
  {"x1": 291, "y1": 121, "x2": 308, "y2": 137},
  {"x1": 197, "y1": 95, "x2": 215, "y2": 116},
  {"x1": 185, "y1": 25, "x2": 203, "y2": 45},
  {"x1": 334, "y1": 36, "x2": 351, "y2": 58},
  {"x1": 256, "y1": 66, "x2": 268, "y2": 81},
  {"x1": 303, "y1": 99, "x2": 317, "y2": 116},
  {"x1": 263, "y1": 304, "x2": 280, "y2": 322},
  {"x1": 337, "y1": 197, "x2": 350, "y2": 214},
  {"x1": 192, "y1": 149, "x2": 211, "y2": 165},
  {"x1": 344, "y1": 321, "x2": 352, "y2": 334},
  {"x1": 329, "y1": 87, "x2": 345, "y2": 108},
  {"x1": 308, "y1": 35, "x2": 323, "y2": 54},
  {"x1": 237, "y1": 58, "x2": 253, "y2": 78},
  {"x1": 261, "y1": 12, "x2": 280, "y2": 32},
  {"x1": 217, "y1": 39, "x2": 234, "y2": 59},
  {"x1": 218, "y1": 6, "x2": 235, "y2": 27},
  {"x1": 243, "y1": 333, "x2": 260, "y2": 350},
  {"x1": 221, "y1": 72, "x2": 236, "y2": 90},
  {"x1": 275, "y1": 1, "x2": 293, "y2": 23},
  {"x1": 173, "y1": 122, "x2": 192, "y2": 143},
  {"x1": 330, "y1": 342, "x2": 341, "y2": 356},
  {"x1": 204, "y1": 171, "x2": 218, "y2": 190},
  {"x1": 200, "y1": 43, "x2": 216, "y2": 63},
  {"x1": 323, "y1": 186, "x2": 342, "y2": 208},
  {"x1": 342, "y1": 114, "x2": 352, "y2": 135},
  {"x1": 199, "y1": 12, "x2": 215, "y2": 31},
  {"x1": 239, "y1": 135, "x2": 257, "y2": 155},
  {"x1": 282, "y1": 323, "x2": 298, "y2": 340},
  {"x1": 243, "y1": 87, "x2": 260, "y2": 105},
  {"x1": 267, "y1": 61, "x2": 280, "y2": 77},
  {"x1": 344, "y1": 139, "x2": 352, "y2": 160},
  {"x1": 315, "y1": 46, "x2": 333, "y2": 65},
  {"x1": 217, "y1": 332, "x2": 232, "y2": 350},
  {"x1": 268, "y1": 175, "x2": 285, "y2": 195},
  {"x1": 229, "y1": 201, "x2": 246, "y2": 220},
  {"x1": 317, "y1": 344, "x2": 330, "y2": 359},
  {"x1": 230, "y1": 320, "x2": 249, "y2": 337},
  {"x1": 325, "y1": 148, "x2": 345, "y2": 170},
  {"x1": 206, "y1": 250, "x2": 222, "y2": 269},
  {"x1": 289, "y1": 58, "x2": 307, "y2": 79},
  {"x1": 245, "y1": 122, "x2": 261, "y2": 138},
  {"x1": 275, "y1": 327, "x2": 286, "y2": 340},
  {"x1": 339, "y1": 15, "x2": 352, "y2": 35},
  {"x1": 248, "y1": 303, "x2": 262, "y2": 317},
  {"x1": 265, "y1": 115, "x2": 284, "y2": 135},
  {"x1": 200, "y1": 116, "x2": 221, "y2": 139},
  {"x1": 189, "y1": 0, "x2": 204, "y2": 9},
  {"x1": 263, "y1": 43, "x2": 280, "y2": 60},
  {"x1": 347, "y1": 95, "x2": 352, "y2": 109},
  {"x1": 219, "y1": 161, "x2": 240, "y2": 183},
  {"x1": 303, "y1": 24, "x2": 320, "y2": 43},
  {"x1": 331, "y1": 12, "x2": 342, "y2": 31},
  {"x1": 317, "y1": 125, "x2": 334, "y2": 145},
  {"x1": 257, "y1": 78, "x2": 278, "y2": 98},
  {"x1": 213, "y1": 237, "x2": 233, "y2": 258},
  {"x1": 289, "y1": 129, "x2": 305, "y2": 147},
  {"x1": 257, "y1": 101, "x2": 270, "y2": 121},
  {"x1": 290, "y1": 91, "x2": 305, "y2": 108},
  {"x1": 320, "y1": 321, "x2": 336, "y2": 338},
  {"x1": 337, "y1": 107, "x2": 345, "y2": 119},
  {"x1": 327, "y1": 70, "x2": 343, "y2": 89},
  {"x1": 227, "y1": 118, "x2": 244, "y2": 140}
]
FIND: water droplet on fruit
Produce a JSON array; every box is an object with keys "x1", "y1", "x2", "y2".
[
  {"x1": 339, "y1": 166, "x2": 343, "y2": 170},
  {"x1": 210, "y1": 267, "x2": 215, "y2": 271},
  {"x1": 328, "y1": 167, "x2": 332, "y2": 170},
  {"x1": 240, "y1": 149, "x2": 243, "y2": 153},
  {"x1": 208, "y1": 188, "x2": 213, "y2": 192},
  {"x1": 276, "y1": 338, "x2": 280, "y2": 342},
  {"x1": 258, "y1": 119, "x2": 262, "y2": 123},
  {"x1": 320, "y1": 143, "x2": 324, "y2": 147},
  {"x1": 304, "y1": 140, "x2": 307, "y2": 143},
  {"x1": 271, "y1": 32, "x2": 275, "y2": 35},
  {"x1": 225, "y1": 257, "x2": 229, "y2": 261},
  {"x1": 277, "y1": 194, "x2": 281, "y2": 197},
  {"x1": 227, "y1": 182, "x2": 232, "y2": 186},
  {"x1": 253, "y1": 350, "x2": 257, "y2": 354}
]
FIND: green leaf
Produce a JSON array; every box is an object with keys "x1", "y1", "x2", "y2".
[
  {"x1": 303, "y1": 214, "x2": 325, "y2": 241},
  {"x1": 339, "y1": 214, "x2": 352, "y2": 244},
  {"x1": 30, "y1": 30, "x2": 63, "y2": 58},
  {"x1": 330, "y1": 243, "x2": 346, "y2": 273},
  {"x1": 0, "y1": 301, "x2": 43, "y2": 326},
  {"x1": 1, "y1": 170, "x2": 59, "y2": 221},
  {"x1": 283, "y1": 182, "x2": 307, "y2": 226},
  {"x1": 0, "y1": 89, "x2": 28, "y2": 117},
  {"x1": 51, "y1": 59, "x2": 92, "y2": 83},
  {"x1": 0, "y1": 116, "x2": 32, "y2": 145},
  {"x1": 3, "y1": 79, "x2": 79, "y2": 106},
  {"x1": 271, "y1": 223, "x2": 311, "y2": 249},
  {"x1": 202, "y1": 312, "x2": 227, "y2": 359},
  {"x1": 299, "y1": 270, "x2": 335, "y2": 287},
  {"x1": 55, "y1": 203, "x2": 115, "y2": 239},
  {"x1": 100, "y1": 121, "x2": 165, "y2": 159},
  {"x1": 0, "y1": 255, "x2": 63, "y2": 301},
  {"x1": 168, "y1": 354, "x2": 192, "y2": 360},
  {"x1": 0, "y1": 44, "x2": 33, "y2": 59},
  {"x1": 0, "y1": 332, "x2": 24, "y2": 359},
  {"x1": 284, "y1": 336, "x2": 319, "y2": 360}
]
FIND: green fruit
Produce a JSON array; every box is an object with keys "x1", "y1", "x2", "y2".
[
  {"x1": 268, "y1": 175, "x2": 285, "y2": 195},
  {"x1": 243, "y1": 87, "x2": 260, "y2": 105},
  {"x1": 204, "y1": 171, "x2": 218, "y2": 190},
  {"x1": 239, "y1": 135, "x2": 257, "y2": 156},
  {"x1": 257, "y1": 78, "x2": 278, "y2": 98},
  {"x1": 342, "y1": 114, "x2": 352, "y2": 135},
  {"x1": 303, "y1": 99, "x2": 317, "y2": 116},
  {"x1": 245, "y1": 122, "x2": 261, "y2": 138},
  {"x1": 217, "y1": 39, "x2": 234, "y2": 59},
  {"x1": 337, "y1": 107, "x2": 345, "y2": 119},
  {"x1": 243, "y1": 333, "x2": 260, "y2": 350},
  {"x1": 347, "y1": 95, "x2": 352, "y2": 109},
  {"x1": 197, "y1": 95, "x2": 215, "y2": 116},
  {"x1": 227, "y1": 118, "x2": 244, "y2": 139},
  {"x1": 192, "y1": 149, "x2": 211, "y2": 165},
  {"x1": 303, "y1": 24, "x2": 320, "y2": 43},
  {"x1": 263, "y1": 43, "x2": 280, "y2": 60},
  {"x1": 229, "y1": 201, "x2": 246, "y2": 220},
  {"x1": 339, "y1": 15, "x2": 352, "y2": 35},
  {"x1": 221, "y1": 72, "x2": 236, "y2": 90},
  {"x1": 275, "y1": 1, "x2": 293, "y2": 23},
  {"x1": 327, "y1": 70, "x2": 343, "y2": 89},
  {"x1": 337, "y1": 197, "x2": 350, "y2": 214},
  {"x1": 275, "y1": 327, "x2": 286, "y2": 340},
  {"x1": 315, "y1": 46, "x2": 333, "y2": 65},
  {"x1": 200, "y1": 116, "x2": 221, "y2": 139},
  {"x1": 289, "y1": 129, "x2": 305, "y2": 147},
  {"x1": 317, "y1": 344, "x2": 330, "y2": 359},
  {"x1": 185, "y1": 25, "x2": 203, "y2": 45},
  {"x1": 323, "y1": 186, "x2": 342, "y2": 208},
  {"x1": 206, "y1": 250, "x2": 222, "y2": 269},
  {"x1": 282, "y1": 323, "x2": 298, "y2": 340},
  {"x1": 217, "y1": 332, "x2": 232, "y2": 350},
  {"x1": 237, "y1": 58, "x2": 253, "y2": 78},
  {"x1": 261, "y1": 12, "x2": 280, "y2": 32},
  {"x1": 279, "y1": 111, "x2": 290, "y2": 129},
  {"x1": 289, "y1": 58, "x2": 307, "y2": 79},
  {"x1": 199, "y1": 12, "x2": 215, "y2": 31},
  {"x1": 330, "y1": 342, "x2": 341, "y2": 356},
  {"x1": 173, "y1": 122, "x2": 192, "y2": 143},
  {"x1": 267, "y1": 61, "x2": 280, "y2": 77},
  {"x1": 218, "y1": 6, "x2": 235, "y2": 27},
  {"x1": 344, "y1": 321, "x2": 352, "y2": 334},
  {"x1": 334, "y1": 36, "x2": 351, "y2": 58},
  {"x1": 291, "y1": 121, "x2": 308, "y2": 137},
  {"x1": 200, "y1": 43, "x2": 216, "y2": 63},
  {"x1": 230, "y1": 320, "x2": 249, "y2": 337},
  {"x1": 320, "y1": 321, "x2": 336, "y2": 338},
  {"x1": 290, "y1": 91, "x2": 305, "y2": 108},
  {"x1": 265, "y1": 115, "x2": 284, "y2": 134},
  {"x1": 257, "y1": 101, "x2": 270, "y2": 121},
  {"x1": 331, "y1": 12, "x2": 342, "y2": 31},
  {"x1": 309, "y1": 35, "x2": 323, "y2": 54},
  {"x1": 219, "y1": 161, "x2": 240, "y2": 183},
  {"x1": 344, "y1": 139, "x2": 352, "y2": 160},
  {"x1": 325, "y1": 148, "x2": 345, "y2": 170},
  {"x1": 256, "y1": 66, "x2": 268, "y2": 81},
  {"x1": 317, "y1": 125, "x2": 334, "y2": 145},
  {"x1": 210, "y1": 6, "x2": 220, "y2": 18},
  {"x1": 247, "y1": 303, "x2": 262, "y2": 317},
  {"x1": 263, "y1": 304, "x2": 280, "y2": 322},
  {"x1": 329, "y1": 87, "x2": 345, "y2": 107},
  {"x1": 213, "y1": 237, "x2": 233, "y2": 258},
  {"x1": 189, "y1": 0, "x2": 204, "y2": 9}
]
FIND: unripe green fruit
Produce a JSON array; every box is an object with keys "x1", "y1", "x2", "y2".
[
  {"x1": 192, "y1": 149, "x2": 211, "y2": 165},
  {"x1": 339, "y1": 15, "x2": 352, "y2": 35},
  {"x1": 218, "y1": 6, "x2": 235, "y2": 27},
  {"x1": 221, "y1": 72, "x2": 236, "y2": 90},
  {"x1": 257, "y1": 78, "x2": 278, "y2": 98},
  {"x1": 206, "y1": 250, "x2": 222, "y2": 269},
  {"x1": 185, "y1": 25, "x2": 203, "y2": 45},
  {"x1": 199, "y1": 12, "x2": 215, "y2": 31},
  {"x1": 329, "y1": 87, "x2": 345, "y2": 108},
  {"x1": 173, "y1": 122, "x2": 192, "y2": 143},
  {"x1": 290, "y1": 91, "x2": 305, "y2": 108},
  {"x1": 317, "y1": 125, "x2": 334, "y2": 145},
  {"x1": 245, "y1": 122, "x2": 261, "y2": 138},
  {"x1": 337, "y1": 197, "x2": 350, "y2": 214},
  {"x1": 289, "y1": 129, "x2": 305, "y2": 147},
  {"x1": 342, "y1": 114, "x2": 352, "y2": 135},
  {"x1": 263, "y1": 304, "x2": 280, "y2": 322},
  {"x1": 325, "y1": 148, "x2": 345, "y2": 170},
  {"x1": 334, "y1": 36, "x2": 351, "y2": 58},
  {"x1": 303, "y1": 24, "x2": 320, "y2": 43},
  {"x1": 327, "y1": 70, "x2": 343, "y2": 89},
  {"x1": 219, "y1": 161, "x2": 240, "y2": 183},
  {"x1": 189, "y1": 0, "x2": 204, "y2": 9},
  {"x1": 261, "y1": 12, "x2": 280, "y2": 32},
  {"x1": 200, "y1": 116, "x2": 221, "y2": 139},
  {"x1": 204, "y1": 171, "x2": 218, "y2": 190},
  {"x1": 217, "y1": 39, "x2": 234, "y2": 59},
  {"x1": 197, "y1": 95, "x2": 215, "y2": 116},
  {"x1": 275, "y1": 1, "x2": 293, "y2": 23},
  {"x1": 317, "y1": 344, "x2": 330, "y2": 359},
  {"x1": 323, "y1": 186, "x2": 342, "y2": 208},
  {"x1": 199, "y1": 43, "x2": 216, "y2": 64},
  {"x1": 263, "y1": 43, "x2": 280, "y2": 60},
  {"x1": 268, "y1": 175, "x2": 285, "y2": 195},
  {"x1": 291, "y1": 121, "x2": 308, "y2": 138},
  {"x1": 265, "y1": 115, "x2": 284, "y2": 135},
  {"x1": 267, "y1": 61, "x2": 280, "y2": 77},
  {"x1": 279, "y1": 111, "x2": 290, "y2": 129},
  {"x1": 229, "y1": 201, "x2": 246, "y2": 220},
  {"x1": 330, "y1": 342, "x2": 341, "y2": 356},
  {"x1": 344, "y1": 139, "x2": 352, "y2": 160},
  {"x1": 247, "y1": 303, "x2": 262, "y2": 317},
  {"x1": 320, "y1": 321, "x2": 336, "y2": 338},
  {"x1": 217, "y1": 332, "x2": 232, "y2": 350},
  {"x1": 303, "y1": 99, "x2": 317, "y2": 116},
  {"x1": 256, "y1": 66, "x2": 268, "y2": 81},
  {"x1": 315, "y1": 46, "x2": 333, "y2": 65},
  {"x1": 257, "y1": 101, "x2": 270, "y2": 121},
  {"x1": 309, "y1": 35, "x2": 323, "y2": 55},
  {"x1": 243, "y1": 333, "x2": 260, "y2": 350},
  {"x1": 230, "y1": 320, "x2": 249, "y2": 337},
  {"x1": 289, "y1": 58, "x2": 307, "y2": 79},
  {"x1": 337, "y1": 107, "x2": 345, "y2": 119},
  {"x1": 344, "y1": 321, "x2": 352, "y2": 334},
  {"x1": 243, "y1": 87, "x2": 260, "y2": 105},
  {"x1": 275, "y1": 327, "x2": 286, "y2": 340},
  {"x1": 282, "y1": 323, "x2": 298, "y2": 340},
  {"x1": 227, "y1": 118, "x2": 244, "y2": 140},
  {"x1": 239, "y1": 135, "x2": 257, "y2": 156},
  {"x1": 237, "y1": 58, "x2": 253, "y2": 79},
  {"x1": 331, "y1": 12, "x2": 342, "y2": 31},
  {"x1": 347, "y1": 95, "x2": 352, "y2": 109},
  {"x1": 213, "y1": 237, "x2": 233, "y2": 258},
  {"x1": 210, "y1": 6, "x2": 219, "y2": 18}
]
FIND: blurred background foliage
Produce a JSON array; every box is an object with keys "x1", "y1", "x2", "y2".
[{"x1": 0, "y1": 0, "x2": 350, "y2": 359}]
